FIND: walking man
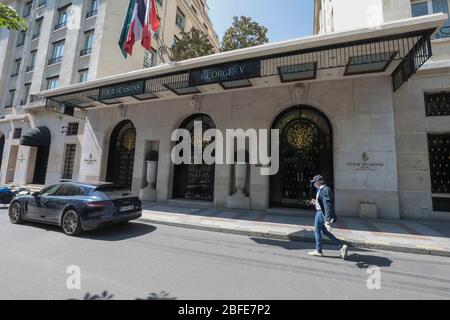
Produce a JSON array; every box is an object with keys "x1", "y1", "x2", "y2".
[{"x1": 308, "y1": 175, "x2": 348, "y2": 259}]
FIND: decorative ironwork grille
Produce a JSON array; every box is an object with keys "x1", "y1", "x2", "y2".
[
  {"x1": 432, "y1": 197, "x2": 450, "y2": 213},
  {"x1": 425, "y1": 92, "x2": 450, "y2": 116},
  {"x1": 66, "y1": 122, "x2": 79, "y2": 136},
  {"x1": 62, "y1": 144, "x2": 76, "y2": 180},
  {"x1": 428, "y1": 133, "x2": 450, "y2": 194},
  {"x1": 13, "y1": 128, "x2": 22, "y2": 139}
]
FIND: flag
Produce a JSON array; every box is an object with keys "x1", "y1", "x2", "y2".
[
  {"x1": 142, "y1": 0, "x2": 160, "y2": 50},
  {"x1": 118, "y1": 0, "x2": 137, "y2": 58},
  {"x1": 118, "y1": 0, "x2": 160, "y2": 58}
]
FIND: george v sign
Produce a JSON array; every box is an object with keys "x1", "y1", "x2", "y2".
[{"x1": 189, "y1": 61, "x2": 261, "y2": 86}]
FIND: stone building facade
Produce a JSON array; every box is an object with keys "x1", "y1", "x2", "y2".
[
  {"x1": 0, "y1": 0, "x2": 219, "y2": 187},
  {"x1": 39, "y1": 12, "x2": 449, "y2": 221},
  {"x1": 1, "y1": 1, "x2": 450, "y2": 222}
]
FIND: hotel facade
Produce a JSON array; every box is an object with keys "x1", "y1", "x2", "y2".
[{"x1": 1, "y1": 0, "x2": 450, "y2": 221}]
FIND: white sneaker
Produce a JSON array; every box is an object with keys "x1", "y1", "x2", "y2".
[
  {"x1": 308, "y1": 250, "x2": 324, "y2": 257},
  {"x1": 340, "y1": 244, "x2": 348, "y2": 260}
]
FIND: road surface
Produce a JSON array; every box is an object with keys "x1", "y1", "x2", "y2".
[{"x1": 0, "y1": 211, "x2": 449, "y2": 300}]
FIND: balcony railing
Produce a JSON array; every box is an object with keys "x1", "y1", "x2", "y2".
[
  {"x1": 16, "y1": 42, "x2": 25, "y2": 47},
  {"x1": 54, "y1": 21, "x2": 67, "y2": 30},
  {"x1": 32, "y1": 33, "x2": 40, "y2": 40},
  {"x1": 86, "y1": 10, "x2": 98, "y2": 18},
  {"x1": 26, "y1": 66, "x2": 34, "y2": 72},
  {"x1": 37, "y1": 1, "x2": 46, "y2": 8},
  {"x1": 30, "y1": 94, "x2": 42, "y2": 103},
  {"x1": 4, "y1": 104, "x2": 13, "y2": 109},
  {"x1": 48, "y1": 56, "x2": 63, "y2": 65},
  {"x1": 80, "y1": 48, "x2": 92, "y2": 56},
  {"x1": 11, "y1": 73, "x2": 18, "y2": 78}
]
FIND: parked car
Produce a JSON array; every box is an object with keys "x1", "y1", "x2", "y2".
[
  {"x1": 0, "y1": 185, "x2": 30, "y2": 207},
  {"x1": 8, "y1": 182, "x2": 142, "y2": 236}
]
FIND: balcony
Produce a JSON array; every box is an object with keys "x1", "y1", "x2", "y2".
[
  {"x1": 32, "y1": 33, "x2": 40, "y2": 40},
  {"x1": 48, "y1": 56, "x2": 63, "y2": 65},
  {"x1": 80, "y1": 48, "x2": 92, "y2": 56},
  {"x1": 16, "y1": 42, "x2": 25, "y2": 48},
  {"x1": 37, "y1": 1, "x2": 46, "y2": 8},
  {"x1": 54, "y1": 21, "x2": 67, "y2": 31},
  {"x1": 4, "y1": 104, "x2": 13, "y2": 109},
  {"x1": 11, "y1": 73, "x2": 18, "y2": 78},
  {"x1": 26, "y1": 66, "x2": 34, "y2": 72},
  {"x1": 86, "y1": 10, "x2": 98, "y2": 18}
]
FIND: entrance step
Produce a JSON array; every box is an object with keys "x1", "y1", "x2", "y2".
[
  {"x1": 167, "y1": 199, "x2": 214, "y2": 209},
  {"x1": 266, "y1": 207, "x2": 314, "y2": 218}
]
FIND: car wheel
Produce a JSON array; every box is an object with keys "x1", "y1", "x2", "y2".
[
  {"x1": 9, "y1": 202, "x2": 23, "y2": 224},
  {"x1": 62, "y1": 210, "x2": 83, "y2": 236}
]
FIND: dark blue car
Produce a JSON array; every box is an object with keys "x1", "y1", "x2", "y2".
[{"x1": 8, "y1": 182, "x2": 142, "y2": 236}]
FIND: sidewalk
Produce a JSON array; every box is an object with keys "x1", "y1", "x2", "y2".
[{"x1": 139, "y1": 202, "x2": 450, "y2": 257}]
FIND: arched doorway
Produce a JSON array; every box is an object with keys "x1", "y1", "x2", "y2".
[
  {"x1": 106, "y1": 120, "x2": 136, "y2": 190},
  {"x1": 270, "y1": 106, "x2": 333, "y2": 209},
  {"x1": 173, "y1": 114, "x2": 215, "y2": 201}
]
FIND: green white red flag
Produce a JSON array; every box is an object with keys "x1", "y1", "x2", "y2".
[{"x1": 119, "y1": 0, "x2": 160, "y2": 58}]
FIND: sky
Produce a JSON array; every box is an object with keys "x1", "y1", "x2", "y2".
[{"x1": 208, "y1": 0, "x2": 315, "y2": 43}]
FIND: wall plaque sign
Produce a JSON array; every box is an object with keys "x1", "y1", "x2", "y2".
[
  {"x1": 99, "y1": 80, "x2": 145, "y2": 100},
  {"x1": 84, "y1": 153, "x2": 97, "y2": 165},
  {"x1": 347, "y1": 153, "x2": 384, "y2": 171},
  {"x1": 17, "y1": 154, "x2": 26, "y2": 163},
  {"x1": 189, "y1": 61, "x2": 261, "y2": 86}
]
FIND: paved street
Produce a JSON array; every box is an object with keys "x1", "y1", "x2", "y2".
[{"x1": 0, "y1": 211, "x2": 449, "y2": 300}]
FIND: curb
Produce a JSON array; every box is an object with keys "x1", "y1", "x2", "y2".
[{"x1": 137, "y1": 218, "x2": 450, "y2": 258}]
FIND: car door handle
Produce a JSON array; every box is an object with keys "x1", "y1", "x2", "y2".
[{"x1": 59, "y1": 201, "x2": 68, "y2": 205}]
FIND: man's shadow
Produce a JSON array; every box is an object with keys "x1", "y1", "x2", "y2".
[{"x1": 251, "y1": 237, "x2": 393, "y2": 269}]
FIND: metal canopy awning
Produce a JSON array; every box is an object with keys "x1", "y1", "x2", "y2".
[
  {"x1": 20, "y1": 126, "x2": 51, "y2": 147},
  {"x1": 42, "y1": 14, "x2": 446, "y2": 119}
]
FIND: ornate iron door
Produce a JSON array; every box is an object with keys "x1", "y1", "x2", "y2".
[
  {"x1": 270, "y1": 106, "x2": 333, "y2": 209},
  {"x1": 106, "y1": 121, "x2": 136, "y2": 190},
  {"x1": 281, "y1": 119, "x2": 319, "y2": 208},
  {"x1": 173, "y1": 114, "x2": 215, "y2": 201},
  {"x1": 117, "y1": 127, "x2": 136, "y2": 190}
]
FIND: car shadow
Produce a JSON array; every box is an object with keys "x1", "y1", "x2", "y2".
[
  {"x1": 80, "y1": 222, "x2": 157, "y2": 241},
  {"x1": 19, "y1": 220, "x2": 157, "y2": 241}
]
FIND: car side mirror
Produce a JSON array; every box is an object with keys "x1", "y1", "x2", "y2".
[{"x1": 32, "y1": 191, "x2": 40, "y2": 198}]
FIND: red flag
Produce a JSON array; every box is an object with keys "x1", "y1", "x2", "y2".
[{"x1": 142, "y1": 0, "x2": 160, "y2": 50}]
